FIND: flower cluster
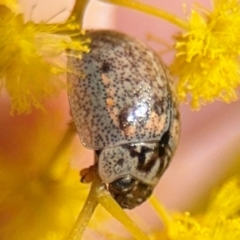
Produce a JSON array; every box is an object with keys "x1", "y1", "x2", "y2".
[
  {"x1": 161, "y1": 178, "x2": 240, "y2": 240},
  {"x1": 171, "y1": 0, "x2": 240, "y2": 109},
  {"x1": 0, "y1": 1, "x2": 89, "y2": 114}
]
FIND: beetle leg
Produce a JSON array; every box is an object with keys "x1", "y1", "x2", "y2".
[{"x1": 80, "y1": 165, "x2": 96, "y2": 183}]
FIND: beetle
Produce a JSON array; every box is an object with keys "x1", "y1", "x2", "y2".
[{"x1": 67, "y1": 30, "x2": 180, "y2": 209}]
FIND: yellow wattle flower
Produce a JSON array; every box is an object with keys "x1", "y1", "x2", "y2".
[
  {"x1": 0, "y1": 0, "x2": 18, "y2": 11},
  {"x1": 147, "y1": 178, "x2": 240, "y2": 240},
  {"x1": 0, "y1": 3, "x2": 90, "y2": 115},
  {"x1": 171, "y1": 0, "x2": 240, "y2": 109}
]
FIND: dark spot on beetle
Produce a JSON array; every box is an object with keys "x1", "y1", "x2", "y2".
[
  {"x1": 95, "y1": 150, "x2": 102, "y2": 156},
  {"x1": 161, "y1": 130, "x2": 170, "y2": 145},
  {"x1": 141, "y1": 152, "x2": 159, "y2": 173},
  {"x1": 118, "y1": 106, "x2": 130, "y2": 130},
  {"x1": 125, "y1": 145, "x2": 153, "y2": 171},
  {"x1": 175, "y1": 110, "x2": 180, "y2": 120},
  {"x1": 117, "y1": 158, "x2": 124, "y2": 166},
  {"x1": 153, "y1": 95, "x2": 164, "y2": 116},
  {"x1": 161, "y1": 75, "x2": 166, "y2": 82},
  {"x1": 101, "y1": 61, "x2": 111, "y2": 73},
  {"x1": 158, "y1": 130, "x2": 170, "y2": 157}
]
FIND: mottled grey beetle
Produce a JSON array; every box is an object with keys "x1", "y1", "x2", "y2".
[{"x1": 67, "y1": 30, "x2": 180, "y2": 209}]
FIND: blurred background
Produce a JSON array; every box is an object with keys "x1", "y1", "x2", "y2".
[{"x1": 2, "y1": 0, "x2": 240, "y2": 238}]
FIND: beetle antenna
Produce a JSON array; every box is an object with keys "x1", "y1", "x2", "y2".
[
  {"x1": 45, "y1": 7, "x2": 67, "y2": 23},
  {"x1": 28, "y1": 3, "x2": 67, "y2": 23},
  {"x1": 29, "y1": 3, "x2": 37, "y2": 20}
]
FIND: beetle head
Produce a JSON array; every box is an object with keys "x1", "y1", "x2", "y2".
[
  {"x1": 107, "y1": 176, "x2": 153, "y2": 209},
  {"x1": 97, "y1": 139, "x2": 171, "y2": 209}
]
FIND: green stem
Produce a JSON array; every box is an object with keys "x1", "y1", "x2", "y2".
[
  {"x1": 149, "y1": 195, "x2": 172, "y2": 230},
  {"x1": 68, "y1": 0, "x2": 90, "y2": 27},
  {"x1": 100, "y1": 0, "x2": 189, "y2": 30},
  {"x1": 97, "y1": 185, "x2": 150, "y2": 240},
  {"x1": 67, "y1": 176, "x2": 100, "y2": 240},
  {"x1": 33, "y1": 0, "x2": 90, "y2": 35},
  {"x1": 67, "y1": 172, "x2": 150, "y2": 240}
]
